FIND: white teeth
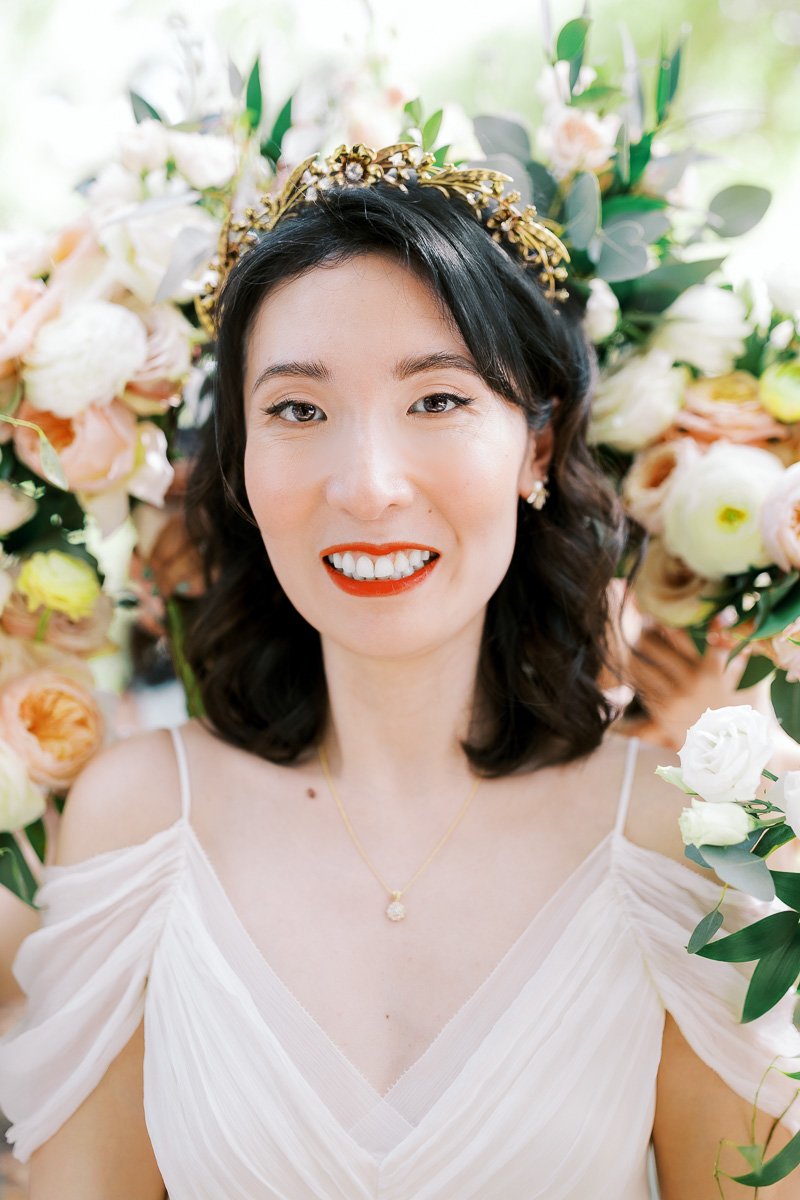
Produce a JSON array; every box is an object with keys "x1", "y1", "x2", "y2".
[
  {"x1": 341, "y1": 552, "x2": 356, "y2": 577},
  {"x1": 332, "y1": 552, "x2": 343, "y2": 569},
  {"x1": 374, "y1": 555, "x2": 394, "y2": 579},
  {"x1": 408, "y1": 549, "x2": 423, "y2": 569},
  {"x1": 422, "y1": 551, "x2": 430, "y2": 561},
  {"x1": 327, "y1": 548, "x2": 438, "y2": 582},
  {"x1": 355, "y1": 555, "x2": 375, "y2": 580},
  {"x1": 394, "y1": 551, "x2": 411, "y2": 577}
]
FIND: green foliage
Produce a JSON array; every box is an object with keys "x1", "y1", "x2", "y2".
[
  {"x1": 25, "y1": 818, "x2": 46, "y2": 864},
  {"x1": 261, "y1": 95, "x2": 293, "y2": 166},
  {"x1": 0, "y1": 833, "x2": 38, "y2": 908},
  {"x1": 654, "y1": 32, "x2": 686, "y2": 125},
  {"x1": 731, "y1": 1130, "x2": 800, "y2": 1187},
  {"x1": 772, "y1": 669, "x2": 800, "y2": 743},
  {"x1": 736, "y1": 654, "x2": 775, "y2": 691},
  {"x1": 473, "y1": 115, "x2": 531, "y2": 162},
  {"x1": 564, "y1": 172, "x2": 600, "y2": 250},
  {"x1": 709, "y1": 184, "x2": 772, "y2": 238},
  {"x1": 245, "y1": 58, "x2": 263, "y2": 132},
  {"x1": 743, "y1": 936, "x2": 800, "y2": 1022},
  {"x1": 421, "y1": 110, "x2": 444, "y2": 151},
  {"x1": 696, "y1": 844, "x2": 775, "y2": 902},
  {"x1": 698, "y1": 910, "x2": 800, "y2": 964},
  {"x1": 130, "y1": 91, "x2": 162, "y2": 124},
  {"x1": 556, "y1": 18, "x2": 590, "y2": 65},
  {"x1": 687, "y1": 908, "x2": 724, "y2": 955}
]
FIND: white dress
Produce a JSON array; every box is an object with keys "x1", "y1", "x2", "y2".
[{"x1": 1, "y1": 732, "x2": 799, "y2": 1199}]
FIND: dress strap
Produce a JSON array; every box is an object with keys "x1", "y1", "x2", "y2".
[
  {"x1": 168, "y1": 725, "x2": 192, "y2": 821},
  {"x1": 614, "y1": 736, "x2": 640, "y2": 836}
]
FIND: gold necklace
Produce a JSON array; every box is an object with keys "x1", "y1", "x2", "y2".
[{"x1": 317, "y1": 743, "x2": 481, "y2": 922}]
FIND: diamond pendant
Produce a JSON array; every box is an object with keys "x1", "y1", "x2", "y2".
[{"x1": 386, "y1": 892, "x2": 406, "y2": 921}]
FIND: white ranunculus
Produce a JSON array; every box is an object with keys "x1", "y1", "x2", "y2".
[
  {"x1": 0, "y1": 481, "x2": 37, "y2": 535},
  {"x1": 678, "y1": 798, "x2": 757, "y2": 848},
  {"x1": 781, "y1": 771, "x2": 800, "y2": 835},
  {"x1": 583, "y1": 279, "x2": 620, "y2": 343},
  {"x1": 22, "y1": 301, "x2": 148, "y2": 417},
  {"x1": 169, "y1": 131, "x2": 238, "y2": 191},
  {"x1": 662, "y1": 442, "x2": 784, "y2": 578},
  {"x1": 651, "y1": 285, "x2": 753, "y2": 376},
  {"x1": 588, "y1": 349, "x2": 687, "y2": 452},
  {"x1": 0, "y1": 739, "x2": 46, "y2": 833},
  {"x1": 678, "y1": 705, "x2": 774, "y2": 804},
  {"x1": 98, "y1": 201, "x2": 218, "y2": 304},
  {"x1": 539, "y1": 104, "x2": 620, "y2": 180},
  {"x1": 120, "y1": 119, "x2": 170, "y2": 174}
]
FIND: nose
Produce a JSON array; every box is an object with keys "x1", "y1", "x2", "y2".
[{"x1": 324, "y1": 420, "x2": 414, "y2": 520}]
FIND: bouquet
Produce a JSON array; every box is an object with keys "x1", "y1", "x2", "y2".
[{"x1": 660, "y1": 704, "x2": 800, "y2": 1187}]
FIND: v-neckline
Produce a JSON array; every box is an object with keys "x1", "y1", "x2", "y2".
[{"x1": 179, "y1": 819, "x2": 617, "y2": 1114}]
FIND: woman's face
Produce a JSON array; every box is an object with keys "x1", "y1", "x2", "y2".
[{"x1": 243, "y1": 252, "x2": 547, "y2": 660}]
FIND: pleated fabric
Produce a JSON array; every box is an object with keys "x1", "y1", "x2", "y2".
[{"x1": 2, "y1": 774, "x2": 800, "y2": 1197}]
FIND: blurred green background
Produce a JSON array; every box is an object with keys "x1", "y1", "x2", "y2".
[{"x1": 1, "y1": 0, "x2": 799, "y2": 296}]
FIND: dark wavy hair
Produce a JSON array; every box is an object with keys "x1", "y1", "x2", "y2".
[{"x1": 183, "y1": 181, "x2": 626, "y2": 775}]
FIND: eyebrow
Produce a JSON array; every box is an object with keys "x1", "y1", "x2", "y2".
[{"x1": 249, "y1": 351, "x2": 483, "y2": 398}]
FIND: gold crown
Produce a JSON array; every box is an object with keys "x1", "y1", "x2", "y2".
[{"x1": 194, "y1": 143, "x2": 570, "y2": 336}]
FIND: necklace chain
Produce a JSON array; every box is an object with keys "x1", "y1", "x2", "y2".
[{"x1": 317, "y1": 743, "x2": 480, "y2": 921}]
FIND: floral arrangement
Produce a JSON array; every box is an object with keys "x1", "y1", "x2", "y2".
[{"x1": 660, "y1": 704, "x2": 800, "y2": 1187}]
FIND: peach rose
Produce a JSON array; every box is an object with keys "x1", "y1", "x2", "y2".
[
  {"x1": 1, "y1": 586, "x2": 114, "y2": 655},
  {"x1": 0, "y1": 629, "x2": 94, "y2": 690},
  {"x1": 539, "y1": 105, "x2": 620, "y2": 180},
  {"x1": 13, "y1": 398, "x2": 137, "y2": 494},
  {"x1": 634, "y1": 537, "x2": 721, "y2": 628},
  {"x1": 0, "y1": 668, "x2": 103, "y2": 791},
  {"x1": 622, "y1": 439, "x2": 702, "y2": 535},
  {"x1": 123, "y1": 304, "x2": 194, "y2": 416},
  {"x1": 771, "y1": 617, "x2": 800, "y2": 683},
  {"x1": 0, "y1": 270, "x2": 48, "y2": 379},
  {"x1": 760, "y1": 461, "x2": 800, "y2": 571},
  {"x1": 674, "y1": 371, "x2": 789, "y2": 446}
]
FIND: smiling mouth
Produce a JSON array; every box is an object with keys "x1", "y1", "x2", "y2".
[{"x1": 320, "y1": 543, "x2": 440, "y2": 596}]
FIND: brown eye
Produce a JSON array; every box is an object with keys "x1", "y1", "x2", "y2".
[
  {"x1": 263, "y1": 400, "x2": 325, "y2": 423},
  {"x1": 410, "y1": 393, "x2": 473, "y2": 415}
]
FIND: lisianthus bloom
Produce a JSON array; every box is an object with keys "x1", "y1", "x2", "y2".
[
  {"x1": 675, "y1": 371, "x2": 789, "y2": 446},
  {"x1": 634, "y1": 538, "x2": 720, "y2": 628},
  {"x1": 678, "y1": 704, "x2": 773, "y2": 804},
  {"x1": 622, "y1": 439, "x2": 702, "y2": 535},
  {"x1": 97, "y1": 196, "x2": 218, "y2": 305},
  {"x1": 760, "y1": 358, "x2": 800, "y2": 423},
  {"x1": 168, "y1": 130, "x2": 238, "y2": 190},
  {"x1": 0, "y1": 668, "x2": 103, "y2": 791},
  {"x1": 16, "y1": 551, "x2": 101, "y2": 622},
  {"x1": 651, "y1": 286, "x2": 752, "y2": 377},
  {"x1": 662, "y1": 442, "x2": 784, "y2": 578},
  {"x1": 588, "y1": 349, "x2": 687, "y2": 452},
  {"x1": 0, "y1": 739, "x2": 45, "y2": 833},
  {"x1": 678, "y1": 798, "x2": 757, "y2": 847},
  {"x1": 759, "y1": 461, "x2": 800, "y2": 571}
]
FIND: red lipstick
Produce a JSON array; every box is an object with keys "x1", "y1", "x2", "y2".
[{"x1": 320, "y1": 543, "x2": 440, "y2": 597}]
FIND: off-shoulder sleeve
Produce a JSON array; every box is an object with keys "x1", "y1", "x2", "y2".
[
  {"x1": 612, "y1": 835, "x2": 800, "y2": 1132},
  {"x1": 0, "y1": 824, "x2": 185, "y2": 1162}
]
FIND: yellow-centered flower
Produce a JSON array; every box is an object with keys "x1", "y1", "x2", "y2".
[{"x1": 17, "y1": 551, "x2": 101, "y2": 622}]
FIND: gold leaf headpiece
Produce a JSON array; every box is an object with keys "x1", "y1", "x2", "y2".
[{"x1": 194, "y1": 143, "x2": 570, "y2": 337}]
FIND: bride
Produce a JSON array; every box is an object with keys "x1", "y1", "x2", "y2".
[{"x1": 1, "y1": 145, "x2": 797, "y2": 1199}]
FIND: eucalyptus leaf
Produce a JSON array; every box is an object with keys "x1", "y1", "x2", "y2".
[
  {"x1": 709, "y1": 184, "x2": 771, "y2": 238},
  {"x1": 130, "y1": 90, "x2": 162, "y2": 124},
  {"x1": 594, "y1": 220, "x2": 650, "y2": 282},
  {"x1": 564, "y1": 171, "x2": 600, "y2": 250},
  {"x1": 555, "y1": 17, "x2": 590, "y2": 63},
  {"x1": 473, "y1": 115, "x2": 531, "y2": 163},
  {"x1": 743, "y1": 933, "x2": 800, "y2": 1022},
  {"x1": 245, "y1": 58, "x2": 263, "y2": 131},
  {"x1": 687, "y1": 909, "x2": 724, "y2": 955},
  {"x1": 628, "y1": 256, "x2": 726, "y2": 312},
  {"x1": 684, "y1": 844, "x2": 710, "y2": 869},
  {"x1": 697, "y1": 844, "x2": 776, "y2": 901},
  {"x1": 731, "y1": 1128, "x2": 800, "y2": 1185},
  {"x1": 772, "y1": 669, "x2": 800, "y2": 744},
  {"x1": 698, "y1": 910, "x2": 799, "y2": 963},
  {"x1": 0, "y1": 834, "x2": 38, "y2": 907},
  {"x1": 469, "y1": 155, "x2": 531, "y2": 205},
  {"x1": 736, "y1": 654, "x2": 776, "y2": 690},
  {"x1": 526, "y1": 162, "x2": 558, "y2": 215}
]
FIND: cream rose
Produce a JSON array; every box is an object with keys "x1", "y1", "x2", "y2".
[
  {"x1": 678, "y1": 704, "x2": 774, "y2": 804},
  {"x1": 539, "y1": 105, "x2": 620, "y2": 180},
  {"x1": 588, "y1": 349, "x2": 687, "y2": 452},
  {"x1": 771, "y1": 617, "x2": 800, "y2": 683},
  {"x1": 675, "y1": 371, "x2": 788, "y2": 446},
  {"x1": 0, "y1": 481, "x2": 37, "y2": 535},
  {"x1": 22, "y1": 301, "x2": 148, "y2": 417},
  {"x1": 651, "y1": 286, "x2": 752, "y2": 376},
  {"x1": 780, "y1": 770, "x2": 800, "y2": 835},
  {"x1": 0, "y1": 669, "x2": 104, "y2": 791},
  {"x1": 622, "y1": 439, "x2": 702, "y2": 535},
  {"x1": 0, "y1": 739, "x2": 46, "y2": 832},
  {"x1": 678, "y1": 798, "x2": 757, "y2": 848},
  {"x1": 120, "y1": 119, "x2": 170, "y2": 174},
  {"x1": 662, "y1": 442, "x2": 784, "y2": 579},
  {"x1": 98, "y1": 199, "x2": 218, "y2": 305},
  {"x1": 583, "y1": 279, "x2": 620, "y2": 343},
  {"x1": 634, "y1": 538, "x2": 720, "y2": 627},
  {"x1": 16, "y1": 551, "x2": 101, "y2": 622},
  {"x1": 760, "y1": 461, "x2": 800, "y2": 571},
  {"x1": 760, "y1": 359, "x2": 800, "y2": 424},
  {"x1": 123, "y1": 304, "x2": 194, "y2": 415},
  {"x1": 168, "y1": 130, "x2": 238, "y2": 190}
]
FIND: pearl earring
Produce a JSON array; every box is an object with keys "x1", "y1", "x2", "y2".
[{"x1": 525, "y1": 479, "x2": 549, "y2": 510}]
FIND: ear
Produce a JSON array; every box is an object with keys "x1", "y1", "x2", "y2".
[{"x1": 518, "y1": 419, "x2": 555, "y2": 499}]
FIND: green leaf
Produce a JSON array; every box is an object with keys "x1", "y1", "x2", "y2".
[
  {"x1": 736, "y1": 1143, "x2": 764, "y2": 1172},
  {"x1": 709, "y1": 184, "x2": 772, "y2": 238},
  {"x1": 628, "y1": 256, "x2": 727, "y2": 312},
  {"x1": 245, "y1": 58, "x2": 263, "y2": 131},
  {"x1": 697, "y1": 910, "x2": 800, "y2": 963},
  {"x1": 602, "y1": 195, "x2": 668, "y2": 221},
  {"x1": 0, "y1": 833, "x2": 38, "y2": 907},
  {"x1": 564, "y1": 171, "x2": 600, "y2": 251},
  {"x1": 732, "y1": 1128, "x2": 800, "y2": 1185},
  {"x1": 526, "y1": 161, "x2": 558, "y2": 215},
  {"x1": 698, "y1": 844, "x2": 776, "y2": 901},
  {"x1": 25, "y1": 817, "x2": 46, "y2": 864},
  {"x1": 570, "y1": 84, "x2": 623, "y2": 109},
  {"x1": 743, "y1": 932, "x2": 800, "y2": 1022},
  {"x1": 772, "y1": 670, "x2": 800, "y2": 743},
  {"x1": 685, "y1": 844, "x2": 711, "y2": 869},
  {"x1": 556, "y1": 17, "x2": 590, "y2": 63},
  {"x1": 166, "y1": 599, "x2": 205, "y2": 719},
  {"x1": 655, "y1": 37, "x2": 683, "y2": 125},
  {"x1": 687, "y1": 909, "x2": 724, "y2": 954},
  {"x1": 628, "y1": 132, "x2": 654, "y2": 185},
  {"x1": 432, "y1": 144, "x2": 452, "y2": 167},
  {"x1": 594, "y1": 219, "x2": 650, "y2": 282},
  {"x1": 615, "y1": 121, "x2": 630, "y2": 187},
  {"x1": 473, "y1": 115, "x2": 531, "y2": 163},
  {"x1": 261, "y1": 95, "x2": 293, "y2": 164},
  {"x1": 754, "y1": 582, "x2": 800, "y2": 639},
  {"x1": 404, "y1": 98, "x2": 423, "y2": 126},
  {"x1": 130, "y1": 90, "x2": 162, "y2": 124},
  {"x1": 752, "y1": 824, "x2": 796, "y2": 859},
  {"x1": 736, "y1": 654, "x2": 776, "y2": 690},
  {"x1": 773, "y1": 871, "x2": 800, "y2": 911},
  {"x1": 39, "y1": 434, "x2": 68, "y2": 489},
  {"x1": 421, "y1": 109, "x2": 443, "y2": 151}
]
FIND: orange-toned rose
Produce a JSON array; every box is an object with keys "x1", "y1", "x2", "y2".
[
  {"x1": 13, "y1": 398, "x2": 137, "y2": 493},
  {"x1": 0, "y1": 669, "x2": 103, "y2": 791},
  {"x1": 674, "y1": 371, "x2": 789, "y2": 446},
  {"x1": 622, "y1": 438, "x2": 702, "y2": 535},
  {"x1": 0, "y1": 630, "x2": 94, "y2": 690},
  {"x1": 1, "y1": 586, "x2": 114, "y2": 655}
]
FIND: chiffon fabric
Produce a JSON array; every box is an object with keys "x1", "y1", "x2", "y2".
[{"x1": 2, "y1": 731, "x2": 799, "y2": 1199}]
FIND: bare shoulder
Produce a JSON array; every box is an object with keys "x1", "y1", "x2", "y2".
[
  {"x1": 618, "y1": 734, "x2": 709, "y2": 878},
  {"x1": 56, "y1": 725, "x2": 185, "y2": 868}
]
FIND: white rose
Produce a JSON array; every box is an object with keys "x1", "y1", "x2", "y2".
[
  {"x1": 169, "y1": 131, "x2": 238, "y2": 191},
  {"x1": 588, "y1": 349, "x2": 687, "y2": 452},
  {"x1": 120, "y1": 119, "x2": 170, "y2": 174},
  {"x1": 651, "y1": 285, "x2": 752, "y2": 376},
  {"x1": 583, "y1": 279, "x2": 620, "y2": 343},
  {"x1": 678, "y1": 798, "x2": 757, "y2": 848},
  {"x1": 0, "y1": 739, "x2": 46, "y2": 833},
  {"x1": 85, "y1": 163, "x2": 142, "y2": 215},
  {"x1": 22, "y1": 301, "x2": 148, "y2": 417},
  {"x1": 98, "y1": 201, "x2": 218, "y2": 304},
  {"x1": 539, "y1": 104, "x2": 620, "y2": 180},
  {"x1": 662, "y1": 442, "x2": 784, "y2": 578},
  {"x1": 678, "y1": 704, "x2": 774, "y2": 804},
  {"x1": 781, "y1": 771, "x2": 800, "y2": 835},
  {"x1": 0, "y1": 481, "x2": 37, "y2": 535}
]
